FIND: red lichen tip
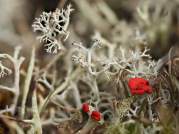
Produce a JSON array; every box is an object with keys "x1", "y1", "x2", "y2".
[
  {"x1": 82, "y1": 103, "x2": 90, "y2": 113},
  {"x1": 128, "y1": 77, "x2": 153, "y2": 95},
  {"x1": 91, "y1": 111, "x2": 101, "y2": 121}
]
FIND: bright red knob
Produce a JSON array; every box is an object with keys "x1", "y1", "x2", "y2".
[
  {"x1": 128, "y1": 78, "x2": 153, "y2": 95},
  {"x1": 82, "y1": 103, "x2": 90, "y2": 113},
  {"x1": 91, "y1": 111, "x2": 101, "y2": 121}
]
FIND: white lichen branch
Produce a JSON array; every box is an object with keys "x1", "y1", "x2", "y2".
[
  {"x1": 20, "y1": 46, "x2": 35, "y2": 118},
  {"x1": 0, "y1": 46, "x2": 25, "y2": 114}
]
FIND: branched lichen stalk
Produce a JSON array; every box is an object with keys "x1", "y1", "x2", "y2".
[
  {"x1": 0, "y1": 47, "x2": 25, "y2": 114},
  {"x1": 32, "y1": 90, "x2": 42, "y2": 134},
  {"x1": 39, "y1": 67, "x2": 81, "y2": 115},
  {"x1": 20, "y1": 46, "x2": 35, "y2": 118},
  {"x1": 12, "y1": 47, "x2": 25, "y2": 114}
]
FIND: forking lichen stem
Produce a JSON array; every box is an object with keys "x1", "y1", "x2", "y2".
[{"x1": 39, "y1": 67, "x2": 81, "y2": 115}]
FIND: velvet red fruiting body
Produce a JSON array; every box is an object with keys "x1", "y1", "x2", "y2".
[
  {"x1": 82, "y1": 103, "x2": 90, "y2": 113},
  {"x1": 91, "y1": 111, "x2": 101, "y2": 121},
  {"x1": 128, "y1": 78, "x2": 153, "y2": 95}
]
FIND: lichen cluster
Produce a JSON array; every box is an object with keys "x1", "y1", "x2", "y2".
[{"x1": 0, "y1": 0, "x2": 179, "y2": 134}]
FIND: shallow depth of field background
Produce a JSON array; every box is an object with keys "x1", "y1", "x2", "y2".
[{"x1": 0, "y1": 0, "x2": 179, "y2": 134}]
